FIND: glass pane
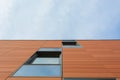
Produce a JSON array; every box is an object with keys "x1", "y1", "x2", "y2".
[
  {"x1": 62, "y1": 40, "x2": 76, "y2": 42},
  {"x1": 38, "y1": 48, "x2": 61, "y2": 51},
  {"x1": 64, "y1": 78, "x2": 116, "y2": 80},
  {"x1": 62, "y1": 44, "x2": 81, "y2": 48},
  {"x1": 13, "y1": 65, "x2": 61, "y2": 77},
  {"x1": 32, "y1": 58, "x2": 60, "y2": 64}
]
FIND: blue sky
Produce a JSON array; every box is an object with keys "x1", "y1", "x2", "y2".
[{"x1": 0, "y1": 0, "x2": 120, "y2": 40}]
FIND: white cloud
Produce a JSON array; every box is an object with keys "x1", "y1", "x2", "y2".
[{"x1": 0, "y1": 0, "x2": 120, "y2": 39}]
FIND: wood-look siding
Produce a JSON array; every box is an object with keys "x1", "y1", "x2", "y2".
[
  {"x1": 63, "y1": 40, "x2": 120, "y2": 78},
  {"x1": 0, "y1": 40, "x2": 120, "y2": 80}
]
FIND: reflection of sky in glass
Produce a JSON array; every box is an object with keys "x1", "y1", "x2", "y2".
[
  {"x1": 38, "y1": 48, "x2": 61, "y2": 51},
  {"x1": 32, "y1": 58, "x2": 60, "y2": 64},
  {"x1": 0, "y1": 0, "x2": 120, "y2": 39},
  {"x1": 13, "y1": 65, "x2": 61, "y2": 77}
]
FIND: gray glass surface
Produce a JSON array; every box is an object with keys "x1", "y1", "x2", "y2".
[
  {"x1": 62, "y1": 40, "x2": 76, "y2": 42},
  {"x1": 64, "y1": 78, "x2": 116, "y2": 80},
  {"x1": 32, "y1": 58, "x2": 60, "y2": 64},
  {"x1": 38, "y1": 48, "x2": 61, "y2": 51},
  {"x1": 13, "y1": 65, "x2": 61, "y2": 77},
  {"x1": 62, "y1": 44, "x2": 82, "y2": 48}
]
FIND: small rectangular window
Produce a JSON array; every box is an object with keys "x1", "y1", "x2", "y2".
[
  {"x1": 62, "y1": 40, "x2": 77, "y2": 45},
  {"x1": 62, "y1": 40, "x2": 81, "y2": 48}
]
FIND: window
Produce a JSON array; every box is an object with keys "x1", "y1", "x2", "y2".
[
  {"x1": 62, "y1": 40, "x2": 77, "y2": 45},
  {"x1": 32, "y1": 58, "x2": 60, "y2": 64},
  {"x1": 64, "y1": 78, "x2": 116, "y2": 80},
  {"x1": 25, "y1": 48, "x2": 61, "y2": 65},
  {"x1": 13, "y1": 48, "x2": 62, "y2": 77},
  {"x1": 13, "y1": 65, "x2": 61, "y2": 77},
  {"x1": 62, "y1": 40, "x2": 81, "y2": 48}
]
